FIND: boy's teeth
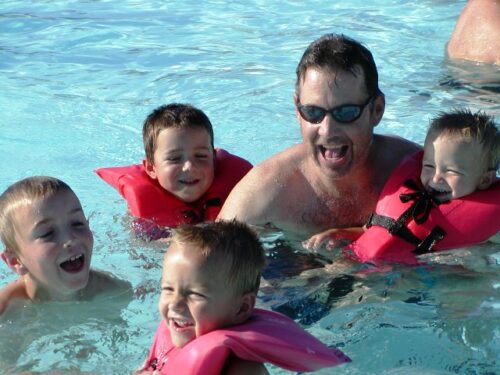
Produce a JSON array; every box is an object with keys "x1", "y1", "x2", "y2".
[
  {"x1": 60, "y1": 254, "x2": 85, "y2": 272},
  {"x1": 173, "y1": 319, "x2": 192, "y2": 328}
]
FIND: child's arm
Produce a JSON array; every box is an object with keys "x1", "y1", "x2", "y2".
[
  {"x1": 0, "y1": 278, "x2": 28, "y2": 315},
  {"x1": 303, "y1": 226, "x2": 365, "y2": 251},
  {"x1": 222, "y1": 356, "x2": 269, "y2": 375}
]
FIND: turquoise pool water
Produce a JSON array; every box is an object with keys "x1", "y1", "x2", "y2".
[{"x1": 1, "y1": 0, "x2": 499, "y2": 373}]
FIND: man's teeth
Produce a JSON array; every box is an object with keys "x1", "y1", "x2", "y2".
[{"x1": 322, "y1": 145, "x2": 347, "y2": 159}]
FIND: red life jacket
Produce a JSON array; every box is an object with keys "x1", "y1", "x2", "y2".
[
  {"x1": 143, "y1": 308, "x2": 350, "y2": 374},
  {"x1": 345, "y1": 151, "x2": 500, "y2": 264},
  {"x1": 95, "y1": 148, "x2": 252, "y2": 228}
]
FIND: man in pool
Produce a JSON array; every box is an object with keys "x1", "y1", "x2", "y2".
[
  {"x1": 218, "y1": 33, "x2": 420, "y2": 239},
  {"x1": 447, "y1": 0, "x2": 500, "y2": 65}
]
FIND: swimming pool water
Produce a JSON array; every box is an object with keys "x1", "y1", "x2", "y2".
[{"x1": 1, "y1": 0, "x2": 499, "y2": 374}]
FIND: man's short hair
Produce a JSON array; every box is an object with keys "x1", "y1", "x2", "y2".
[{"x1": 295, "y1": 33, "x2": 382, "y2": 98}]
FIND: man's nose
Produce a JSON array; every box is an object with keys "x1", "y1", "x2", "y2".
[{"x1": 318, "y1": 113, "x2": 340, "y2": 137}]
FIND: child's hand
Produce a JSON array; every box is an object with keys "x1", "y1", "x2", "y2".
[
  {"x1": 302, "y1": 227, "x2": 365, "y2": 252},
  {"x1": 303, "y1": 229, "x2": 338, "y2": 251}
]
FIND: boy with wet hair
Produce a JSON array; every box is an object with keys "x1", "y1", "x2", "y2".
[
  {"x1": 420, "y1": 108, "x2": 499, "y2": 201},
  {"x1": 97, "y1": 103, "x2": 252, "y2": 239},
  {"x1": 138, "y1": 219, "x2": 350, "y2": 374},
  {"x1": 0, "y1": 176, "x2": 127, "y2": 314}
]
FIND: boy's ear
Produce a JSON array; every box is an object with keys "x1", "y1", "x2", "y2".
[
  {"x1": 143, "y1": 159, "x2": 157, "y2": 180},
  {"x1": 477, "y1": 170, "x2": 496, "y2": 190},
  {"x1": 1, "y1": 249, "x2": 28, "y2": 276},
  {"x1": 233, "y1": 292, "x2": 256, "y2": 325}
]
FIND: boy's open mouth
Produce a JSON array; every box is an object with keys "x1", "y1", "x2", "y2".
[
  {"x1": 170, "y1": 318, "x2": 194, "y2": 330},
  {"x1": 427, "y1": 187, "x2": 451, "y2": 202},
  {"x1": 60, "y1": 254, "x2": 85, "y2": 273}
]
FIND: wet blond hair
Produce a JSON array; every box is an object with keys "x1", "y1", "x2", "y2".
[
  {"x1": 0, "y1": 176, "x2": 73, "y2": 254},
  {"x1": 171, "y1": 220, "x2": 266, "y2": 296}
]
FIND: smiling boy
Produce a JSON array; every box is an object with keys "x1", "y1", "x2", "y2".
[{"x1": 0, "y1": 176, "x2": 127, "y2": 314}]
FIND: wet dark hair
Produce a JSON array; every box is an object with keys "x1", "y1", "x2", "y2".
[
  {"x1": 143, "y1": 103, "x2": 214, "y2": 163},
  {"x1": 295, "y1": 33, "x2": 382, "y2": 98}
]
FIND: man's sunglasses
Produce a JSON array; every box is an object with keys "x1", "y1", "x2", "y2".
[{"x1": 297, "y1": 96, "x2": 373, "y2": 124}]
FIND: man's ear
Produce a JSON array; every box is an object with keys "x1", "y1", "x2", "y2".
[
  {"x1": 293, "y1": 93, "x2": 302, "y2": 124},
  {"x1": 233, "y1": 292, "x2": 256, "y2": 325},
  {"x1": 143, "y1": 159, "x2": 157, "y2": 180},
  {"x1": 371, "y1": 94, "x2": 385, "y2": 128},
  {"x1": 1, "y1": 249, "x2": 28, "y2": 276},
  {"x1": 478, "y1": 170, "x2": 496, "y2": 190}
]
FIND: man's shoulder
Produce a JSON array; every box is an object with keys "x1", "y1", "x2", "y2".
[
  {"x1": 375, "y1": 134, "x2": 421, "y2": 156},
  {"x1": 252, "y1": 143, "x2": 305, "y2": 177},
  {"x1": 217, "y1": 144, "x2": 307, "y2": 223},
  {"x1": 372, "y1": 134, "x2": 421, "y2": 183}
]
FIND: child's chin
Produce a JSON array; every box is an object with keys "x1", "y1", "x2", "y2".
[
  {"x1": 65, "y1": 273, "x2": 90, "y2": 292},
  {"x1": 171, "y1": 335, "x2": 194, "y2": 348}
]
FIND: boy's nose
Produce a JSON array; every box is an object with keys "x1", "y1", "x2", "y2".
[
  {"x1": 431, "y1": 172, "x2": 443, "y2": 184},
  {"x1": 168, "y1": 294, "x2": 186, "y2": 312},
  {"x1": 182, "y1": 160, "x2": 194, "y2": 171},
  {"x1": 62, "y1": 232, "x2": 77, "y2": 248}
]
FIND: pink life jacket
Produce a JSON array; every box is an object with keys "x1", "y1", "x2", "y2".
[
  {"x1": 95, "y1": 148, "x2": 252, "y2": 228},
  {"x1": 143, "y1": 308, "x2": 350, "y2": 374},
  {"x1": 345, "y1": 151, "x2": 500, "y2": 264}
]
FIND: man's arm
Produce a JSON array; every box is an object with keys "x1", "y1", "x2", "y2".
[{"x1": 217, "y1": 163, "x2": 276, "y2": 225}]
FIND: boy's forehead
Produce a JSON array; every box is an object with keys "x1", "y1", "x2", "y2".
[
  {"x1": 14, "y1": 191, "x2": 82, "y2": 223},
  {"x1": 159, "y1": 126, "x2": 212, "y2": 140},
  {"x1": 164, "y1": 241, "x2": 229, "y2": 274}
]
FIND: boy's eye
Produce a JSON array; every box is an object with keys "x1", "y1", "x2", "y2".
[
  {"x1": 161, "y1": 286, "x2": 174, "y2": 294},
  {"x1": 422, "y1": 164, "x2": 435, "y2": 169},
  {"x1": 38, "y1": 230, "x2": 54, "y2": 239},
  {"x1": 166, "y1": 157, "x2": 181, "y2": 163},
  {"x1": 195, "y1": 154, "x2": 208, "y2": 159},
  {"x1": 187, "y1": 290, "x2": 206, "y2": 299}
]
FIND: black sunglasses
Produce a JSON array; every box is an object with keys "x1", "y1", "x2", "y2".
[{"x1": 297, "y1": 96, "x2": 373, "y2": 124}]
